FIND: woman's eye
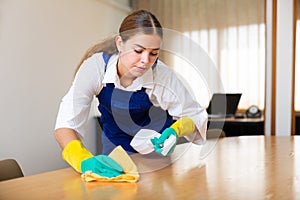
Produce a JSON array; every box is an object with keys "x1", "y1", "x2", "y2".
[
  {"x1": 134, "y1": 49, "x2": 158, "y2": 56},
  {"x1": 134, "y1": 49, "x2": 143, "y2": 54}
]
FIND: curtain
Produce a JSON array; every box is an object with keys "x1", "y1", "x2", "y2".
[{"x1": 132, "y1": 0, "x2": 265, "y2": 109}]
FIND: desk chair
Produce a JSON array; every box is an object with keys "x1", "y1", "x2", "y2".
[{"x1": 0, "y1": 159, "x2": 24, "y2": 181}]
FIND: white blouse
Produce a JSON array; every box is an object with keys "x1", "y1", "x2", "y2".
[{"x1": 55, "y1": 53, "x2": 208, "y2": 144}]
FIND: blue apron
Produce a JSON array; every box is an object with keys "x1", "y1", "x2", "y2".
[{"x1": 97, "y1": 53, "x2": 173, "y2": 154}]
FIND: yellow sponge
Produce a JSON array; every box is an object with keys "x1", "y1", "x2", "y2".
[{"x1": 81, "y1": 146, "x2": 139, "y2": 183}]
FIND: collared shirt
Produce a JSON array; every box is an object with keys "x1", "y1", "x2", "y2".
[{"x1": 55, "y1": 53, "x2": 208, "y2": 144}]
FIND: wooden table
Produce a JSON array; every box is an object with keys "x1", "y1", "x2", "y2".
[{"x1": 1, "y1": 136, "x2": 299, "y2": 200}]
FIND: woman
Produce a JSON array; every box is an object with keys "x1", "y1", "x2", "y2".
[{"x1": 54, "y1": 10, "x2": 208, "y2": 174}]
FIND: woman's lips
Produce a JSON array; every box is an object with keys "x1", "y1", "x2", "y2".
[{"x1": 134, "y1": 66, "x2": 147, "y2": 72}]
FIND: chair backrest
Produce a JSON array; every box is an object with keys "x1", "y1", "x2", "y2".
[{"x1": 0, "y1": 159, "x2": 24, "y2": 181}]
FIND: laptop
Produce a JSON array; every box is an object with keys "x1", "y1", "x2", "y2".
[{"x1": 206, "y1": 93, "x2": 242, "y2": 118}]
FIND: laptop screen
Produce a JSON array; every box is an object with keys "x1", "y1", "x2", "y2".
[{"x1": 206, "y1": 93, "x2": 242, "y2": 118}]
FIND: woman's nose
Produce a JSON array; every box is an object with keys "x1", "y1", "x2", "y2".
[{"x1": 141, "y1": 52, "x2": 150, "y2": 64}]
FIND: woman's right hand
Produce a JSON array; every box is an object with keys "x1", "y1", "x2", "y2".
[{"x1": 81, "y1": 155, "x2": 123, "y2": 178}]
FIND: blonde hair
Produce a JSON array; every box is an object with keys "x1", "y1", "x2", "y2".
[{"x1": 74, "y1": 9, "x2": 163, "y2": 74}]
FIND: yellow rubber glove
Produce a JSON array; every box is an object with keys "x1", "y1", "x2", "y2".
[
  {"x1": 170, "y1": 117, "x2": 195, "y2": 137},
  {"x1": 62, "y1": 140, "x2": 93, "y2": 173}
]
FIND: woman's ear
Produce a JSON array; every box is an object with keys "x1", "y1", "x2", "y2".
[{"x1": 115, "y1": 36, "x2": 123, "y2": 53}]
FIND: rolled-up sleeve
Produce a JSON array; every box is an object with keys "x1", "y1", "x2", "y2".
[{"x1": 55, "y1": 53, "x2": 104, "y2": 137}]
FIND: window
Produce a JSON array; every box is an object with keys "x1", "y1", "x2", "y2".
[
  {"x1": 132, "y1": 0, "x2": 266, "y2": 109},
  {"x1": 174, "y1": 24, "x2": 265, "y2": 108}
]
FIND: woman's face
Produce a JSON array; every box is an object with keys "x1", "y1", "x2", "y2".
[{"x1": 116, "y1": 33, "x2": 162, "y2": 79}]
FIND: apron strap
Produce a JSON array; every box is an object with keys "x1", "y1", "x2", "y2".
[{"x1": 102, "y1": 52, "x2": 111, "y2": 72}]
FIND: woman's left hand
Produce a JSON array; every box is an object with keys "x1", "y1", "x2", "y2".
[{"x1": 151, "y1": 128, "x2": 178, "y2": 156}]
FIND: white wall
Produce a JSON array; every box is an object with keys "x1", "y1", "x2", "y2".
[
  {"x1": 0, "y1": 0, "x2": 130, "y2": 175},
  {"x1": 274, "y1": 0, "x2": 294, "y2": 135}
]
